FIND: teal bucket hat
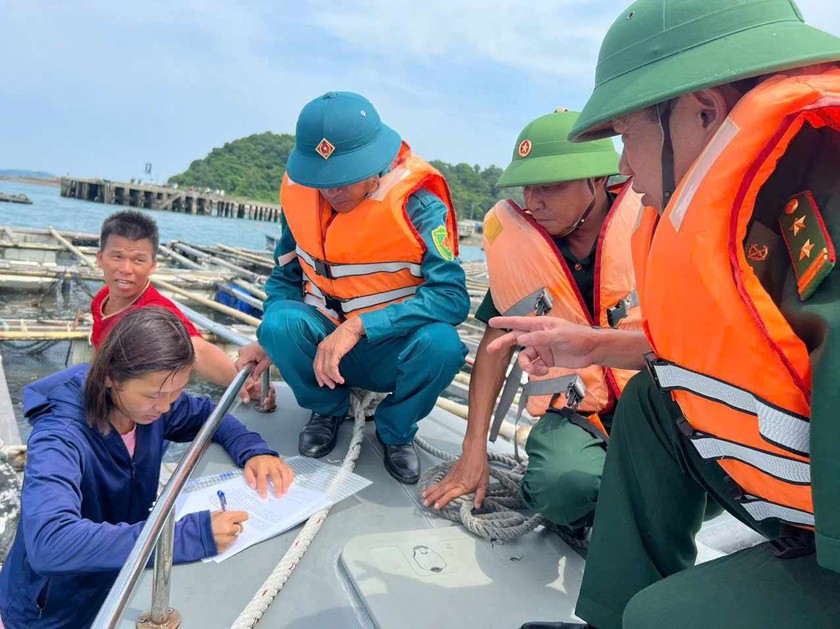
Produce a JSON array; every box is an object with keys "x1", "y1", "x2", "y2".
[{"x1": 286, "y1": 92, "x2": 402, "y2": 189}]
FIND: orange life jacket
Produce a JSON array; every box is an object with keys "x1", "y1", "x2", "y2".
[
  {"x1": 483, "y1": 182, "x2": 644, "y2": 420},
  {"x1": 280, "y1": 143, "x2": 458, "y2": 324},
  {"x1": 633, "y1": 66, "x2": 840, "y2": 529}
]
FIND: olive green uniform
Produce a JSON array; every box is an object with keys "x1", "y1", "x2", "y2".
[
  {"x1": 477, "y1": 238, "x2": 611, "y2": 528},
  {"x1": 561, "y1": 2, "x2": 840, "y2": 627}
]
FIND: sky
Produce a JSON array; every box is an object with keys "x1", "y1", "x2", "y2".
[{"x1": 1, "y1": 0, "x2": 839, "y2": 182}]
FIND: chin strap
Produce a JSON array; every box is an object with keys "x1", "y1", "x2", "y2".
[
  {"x1": 656, "y1": 100, "x2": 676, "y2": 208},
  {"x1": 557, "y1": 178, "x2": 599, "y2": 238}
]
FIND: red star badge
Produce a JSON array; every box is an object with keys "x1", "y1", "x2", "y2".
[
  {"x1": 790, "y1": 215, "x2": 806, "y2": 236},
  {"x1": 316, "y1": 138, "x2": 336, "y2": 160},
  {"x1": 800, "y1": 239, "x2": 815, "y2": 260},
  {"x1": 784, "y1": 198, "x2": 800, "y2": 215},
  {"x1": 518, "y1": 139, "x2": 532, "y2": 158}
]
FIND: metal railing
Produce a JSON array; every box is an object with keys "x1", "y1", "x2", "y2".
[
  {"x1": 175, "y1": 302, "x2": 274, "y2": 412},
  {"x1": 92, "y1": 366, "x2": 252, "y2": 628}
]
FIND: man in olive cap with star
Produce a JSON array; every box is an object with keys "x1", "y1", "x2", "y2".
[
  {"x1": 492, "y1": 1, "x2": 840, "y2": 628},
  {"x1": 423, "y1": 109, "x2": 648, "y2": 545},
  {"x1": 237, "y1": 92, "x2": 469, "y2": 484}
]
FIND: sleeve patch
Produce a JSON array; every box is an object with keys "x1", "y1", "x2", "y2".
[{"x1": 432, "y1": 225, "x2": 455, "y2": 261}]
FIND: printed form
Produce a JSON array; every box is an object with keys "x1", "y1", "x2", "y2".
[{"x1": 175, "y1": 475, "x2": 331, "y2": 563}]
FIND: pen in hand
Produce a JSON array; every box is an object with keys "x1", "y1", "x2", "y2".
[{"x1": 217, "y1": 490, "x2": 227, "y2": 512}]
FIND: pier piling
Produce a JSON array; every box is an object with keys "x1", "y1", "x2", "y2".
[{"x1": 60, "y1": 177, "x2": 281, "y2": 222}]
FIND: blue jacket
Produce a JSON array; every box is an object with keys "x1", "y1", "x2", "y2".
[
  {"x1": 0, "y1": 364, "x2": 277, "y2": 629},
  {"x1": 264, "y1": 189, "x2": 471, "y2": 341}
]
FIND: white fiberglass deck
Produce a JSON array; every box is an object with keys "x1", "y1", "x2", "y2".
[{"x1": 118, "y1": 383, "x2": 762, "y2": 629}]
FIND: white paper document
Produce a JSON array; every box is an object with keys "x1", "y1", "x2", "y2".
[{"x1": 175, "y1": 475, "x2": 331, "y2": 563}]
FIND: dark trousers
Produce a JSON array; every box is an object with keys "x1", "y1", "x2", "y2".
[{"x1": 576, "y1": 371, "x2": 840, "y2": 629}]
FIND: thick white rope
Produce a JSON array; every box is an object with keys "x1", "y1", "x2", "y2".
[
  {"x1": 231, "y1": 390, "x2": 385, "y2": 629},
  {"x1": 415, "y1": 438, "x2": 544, "y2": 540}
]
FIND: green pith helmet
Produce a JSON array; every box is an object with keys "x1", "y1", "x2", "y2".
[
  {"x1": 570, "y1": 0, "x2": 840, "y2": 142},
  {"x1": 496, "y1": 109, "x2": 620, "y2": 188}
]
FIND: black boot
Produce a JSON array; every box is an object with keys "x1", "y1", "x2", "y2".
[
  {"x1": 298, "y1": 412, "x2": 344, "y2": 458},
  {"x1": 376, "y1": 431, "x2": 420, "y2": 484},
  {"x1": 544, "y1": 521, "x2": 591, "y2": 554}
]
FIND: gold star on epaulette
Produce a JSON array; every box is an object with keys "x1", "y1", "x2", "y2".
[{"x1": 779, "y1": 191, "x2": 836, "y2": 300}]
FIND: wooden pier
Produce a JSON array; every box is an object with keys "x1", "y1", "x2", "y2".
[{"x1": 60, "y1": 177, "x2": 282, "y2": 222}]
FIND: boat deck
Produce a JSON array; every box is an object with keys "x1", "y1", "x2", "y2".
[{"x1": 119, "y1": 383, "x2": 763, "y2": 628}]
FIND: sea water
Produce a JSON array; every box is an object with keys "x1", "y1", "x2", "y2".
[{"x1": 0, "y1": 181, "x2": 484, "y2": 442}]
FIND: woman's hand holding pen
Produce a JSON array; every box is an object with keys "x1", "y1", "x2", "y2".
[{"x1": 210, "y1": 510, "x2": 249, "y2": 552}]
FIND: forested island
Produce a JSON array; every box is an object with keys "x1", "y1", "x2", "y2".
[{"x1": 169, "y1": 132, "x2": 514, "y2": 220}]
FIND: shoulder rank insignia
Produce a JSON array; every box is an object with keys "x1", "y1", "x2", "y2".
[{"x1": 779, "y1": 191, "x2": 836, "y2": 300}]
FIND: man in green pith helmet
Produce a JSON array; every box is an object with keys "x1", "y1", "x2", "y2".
[
  {"x1": 486, "y1": 1, "x2": 840, "y2": 628},
  {"x1": 423, "y1": 109, "x2": 650, "y2": 542}
]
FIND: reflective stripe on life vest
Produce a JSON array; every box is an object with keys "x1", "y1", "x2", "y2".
[
  {"x1": 649, "y1": 359, "x2": 810, "y2": 456},
  {"x1": 688, "y1": 432, "x2": 811, "y2": 485},
  {"x1": 741, "y1": 497, "x2": 815, "y2": 527},
  {"x1": 295, "y1": 245, "x2": 423, "y2": 280},
  {"x1": 305, "y1": 280, "x2": 419, "y2": 317}
]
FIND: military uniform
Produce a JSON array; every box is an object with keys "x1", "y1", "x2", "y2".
[
  {"x1": 476, "y1": 215, "x2": 608, "y2": 528},
  {"x1": 521, "y1": 2, "x2": 840, "y2": 628},
  {"x1": 475, "y1": 111, "x2": 644, "y2": 529},
  {"x1": 258, "y1": 92, "x2": 469, "y2": 484}
]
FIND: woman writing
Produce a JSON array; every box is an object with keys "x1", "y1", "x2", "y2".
[{"x1": 0, "y1": 307, "x2": 293, "y2": 628}]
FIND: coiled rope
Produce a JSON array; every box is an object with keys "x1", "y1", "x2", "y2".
[
  {"x1": 231, "y1": 390, "x2": 385, "y2": 628},
  {"x1": 415, "y1": 439, "x2": 544, "y2": 540},
  {"x1": 231, "y1": 393, "x2": 540, "y2": 627}
]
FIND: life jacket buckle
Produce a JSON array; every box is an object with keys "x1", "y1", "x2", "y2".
[
  {"x1": 643, "y1": 352, "x2": 665, "y2": 389},
  {"x1": 534, "y1": 289, "x2": 554, "y2": 316},
  {"x1": 607, "y1": 300, "x2": 628, "y2": 328},
  {"x1": 324, "y1": 295, "x2": 345, "y2": 319},
  {"x1": 564, "y1": 376, "x2": 587, "y2": 410},
  {"x1": 768, "y1": 528, "x2": 815, "y2": 559},
  {"x1": 313, "y1": 259, "x2": 333, "y2": 279}
]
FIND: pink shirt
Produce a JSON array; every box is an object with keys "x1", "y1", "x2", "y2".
[{"x1": 121, "y1": 426, "x2": 137, "y2": 458}]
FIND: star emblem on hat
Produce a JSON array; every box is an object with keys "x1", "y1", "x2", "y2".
[
  {"x1": 800, "y1": 239, "x2": 815, "y2": 260},
  {"x1": 790, "y1": 215, "x2": 806, "y2": 236},
  {"x1": 316, "y1": 138, "x2": 336, "y2": 160},
  {"x1": 518, "y1": 139, "x2": 532, "y2": 158}
]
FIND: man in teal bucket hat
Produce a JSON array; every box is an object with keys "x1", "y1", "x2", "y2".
[
  {"x1": 487, "y1": 1, "x2": 840, "y2": 628},
  {"x1": 423, "y1": 109, "x2": 650, "y2": 548},
  {"x1": 238, "y1": 92, "x2": 469, "y2": 484}
]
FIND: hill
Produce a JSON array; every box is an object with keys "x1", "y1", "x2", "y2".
[
  {"x1": 168, "y1": 132, "x2": 513, "y2": 220},
  {"x1": 0, "y1": 169, "x2": 57, "y2": 179}
]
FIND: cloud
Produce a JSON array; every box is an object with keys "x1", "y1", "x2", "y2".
[
  {"x1": 305, "y1": 0, "x2": 617, "y2": 81},
  {"x1": 2, "y1": 0, "x2": 839, "y2": 178},
  {"x1": 306, "y1": 0, "x2": 840, "y2": 77}
]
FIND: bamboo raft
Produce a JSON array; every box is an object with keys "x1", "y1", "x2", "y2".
[
  {"x1": 0, "y1": 225, "x2": 524, "y2": 447},
  {"x1": 0, "y1": 225, "x2": 272, "y2": 296}
]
